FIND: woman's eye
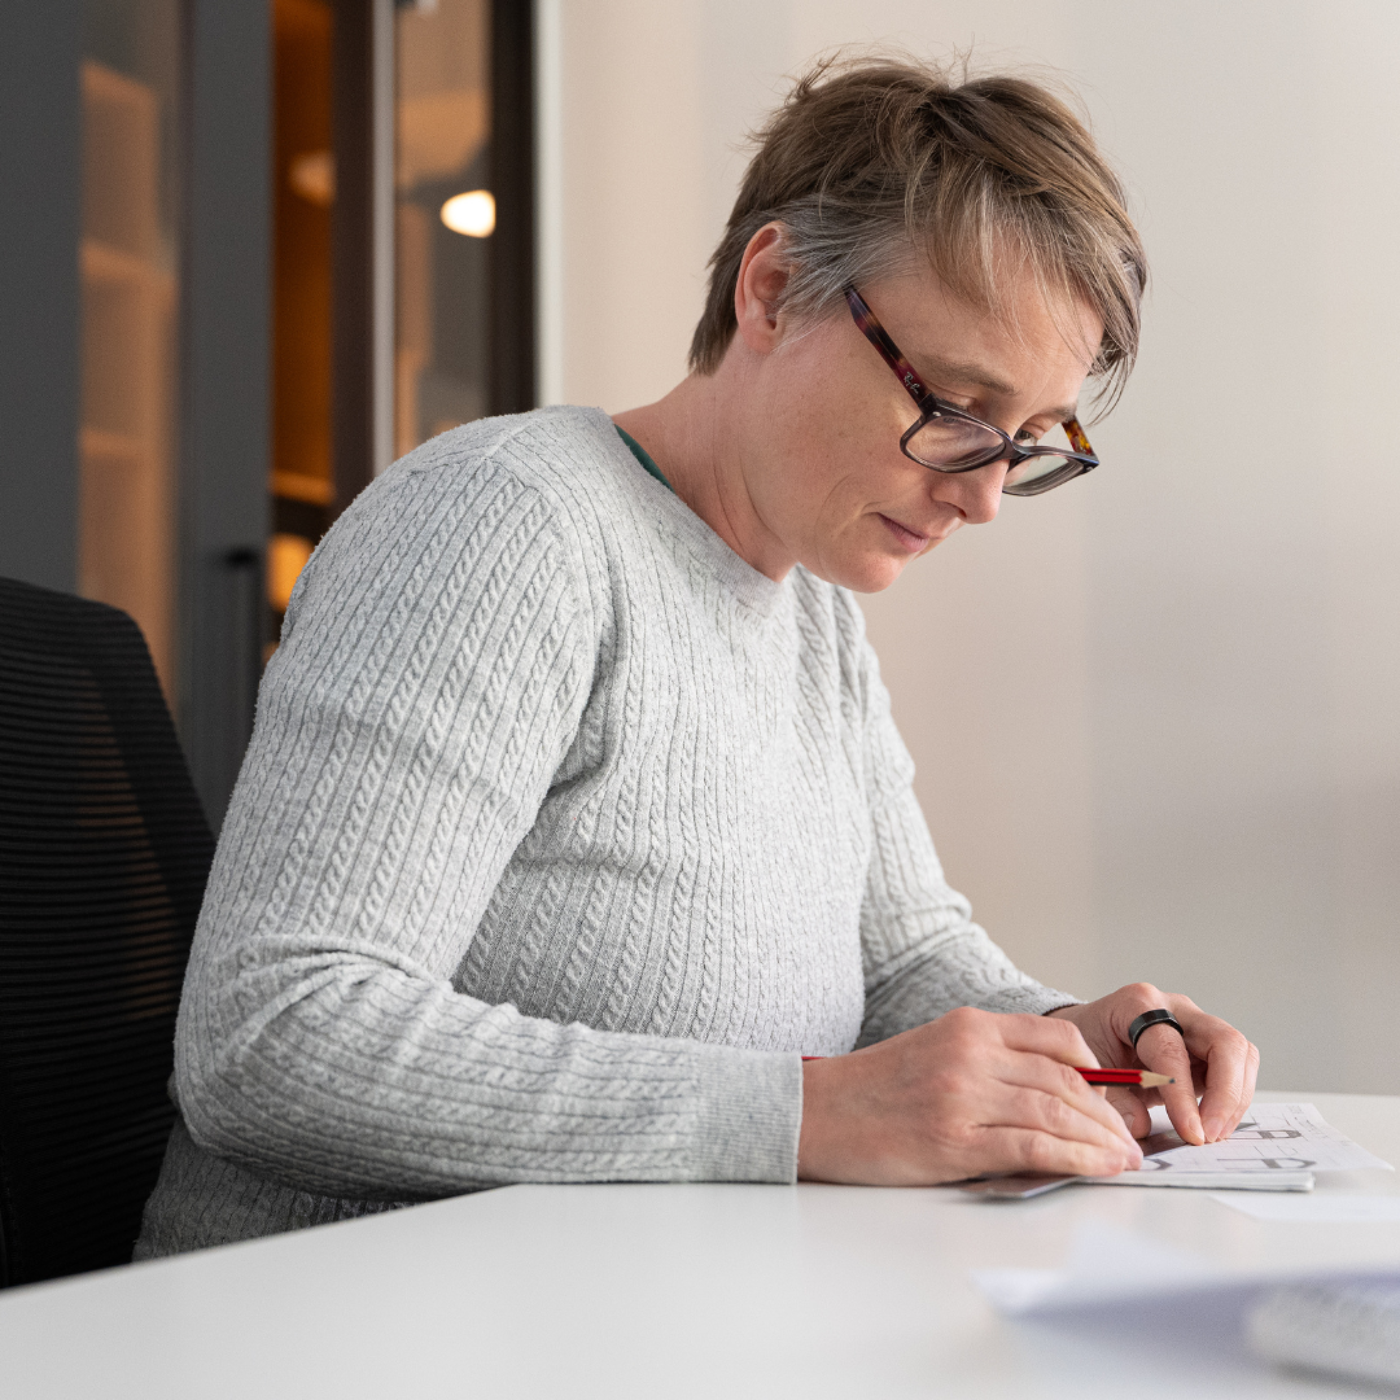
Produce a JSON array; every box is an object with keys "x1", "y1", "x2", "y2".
[{"x1": 1014, "y1": 429, "x2": 1040, "y2": 446}]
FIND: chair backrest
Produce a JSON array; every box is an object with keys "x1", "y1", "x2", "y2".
[{"x1": 0, "y1": 577, "x2": 214, "y2": 1286}]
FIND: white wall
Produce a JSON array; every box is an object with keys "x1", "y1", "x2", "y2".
[{"x1": 539, "y1": 0, "x2": 1400, "y2": 1093}]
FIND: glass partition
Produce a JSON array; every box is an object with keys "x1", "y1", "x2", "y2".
[
  {"x1": 79, "y1": 0, "x2": 183, "y2": 696},
  {"x1": 267, "y1": 0, "x2": 506, "y2": 631}
]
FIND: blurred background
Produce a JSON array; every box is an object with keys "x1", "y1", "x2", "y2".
[{"x1": 2, "y1": 1, "x2": 1397, "y2": 1094}]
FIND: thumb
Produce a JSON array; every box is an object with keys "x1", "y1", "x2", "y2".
[{"x1": 1105, "y1": 1084, "x2": 1152, "y2": 1139}]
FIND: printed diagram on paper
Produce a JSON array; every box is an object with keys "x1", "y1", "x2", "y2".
[
  {"x1": 958, "y1": 1103, "x2": 1391, "y2": 1196},
  {"x1": 1127, "y1": 1103, "x2": 1392, "y2": 1176}
]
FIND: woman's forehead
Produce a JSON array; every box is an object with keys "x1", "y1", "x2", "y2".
[{"x1": 869, "y1": 267, "x2": 1103, "y2": 391}]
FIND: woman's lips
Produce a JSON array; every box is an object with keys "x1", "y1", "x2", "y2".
[{"x1": 878, "y1": 513, "x2": 932, "y2": 554}]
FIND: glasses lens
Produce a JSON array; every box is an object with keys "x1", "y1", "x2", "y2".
[
  {"x1": 904, "y1": 413, "x2": 1004, "y2": 469},
  {"x1": 1003, "y1": 422, "x2": 1092, "y2": 496},
  {"x1": 1002, "y1": 457, "x2": 1083, "y2": 495}
]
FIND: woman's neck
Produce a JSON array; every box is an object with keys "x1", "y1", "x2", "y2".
[{"x1": 612, "y1": 368, "x2": 795, "y2": 582}]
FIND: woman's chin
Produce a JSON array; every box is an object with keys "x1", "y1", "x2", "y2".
[{"x1": 814, "y1": 550, "x2": 916, "y2": 594}]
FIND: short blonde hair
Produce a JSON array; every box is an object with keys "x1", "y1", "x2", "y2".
[{"x1": 689, "y1": 57, "x2": 1147, "y2": 411}]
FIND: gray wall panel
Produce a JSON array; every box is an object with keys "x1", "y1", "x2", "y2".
[{"x1": 0, "y1": 4, "x2": 82, "y2": 592}]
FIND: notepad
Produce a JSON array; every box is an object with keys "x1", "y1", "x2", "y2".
[
  {"x1": 958, "y1": 1103, "x2": 1390, "y2": 1198},
  {"x1": 1100, "y1": 1102, "x2": 1391, "y2": 1176},
  {"x1": 1085, "y1": 1102, "x2": 1392, "y2": 1189}
]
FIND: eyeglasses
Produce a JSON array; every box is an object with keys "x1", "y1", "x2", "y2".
[{"x1": 844, "y1": 285, "x2": 1099, "y2": 497}]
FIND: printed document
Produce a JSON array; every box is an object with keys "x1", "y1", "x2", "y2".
[
  {"x1": 1088, "y1": 1102, "x2": 1392, "y2": 1186},
  {"x1": 960, "y1": 1103, "x2": 1391, "y2": 1197}
]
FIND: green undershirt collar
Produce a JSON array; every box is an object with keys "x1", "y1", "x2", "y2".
[{"x1": 615, "y1": 425, "x2": 674, "y2": 495}]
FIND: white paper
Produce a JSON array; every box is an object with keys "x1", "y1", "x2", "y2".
[
  {"x1": 972, "y1": 1222, "x2": 1222, "y2": 1315},
  {"x1": 1087, "y1": 1102, "x2": 1392, "y2": 1184},
  {"x1": 1212, "y1": 1193, "x2": 1400, "y2": 1222},
  {"x1": 973, "y1": 1220, "x2": 1400, "y2": 1319},
  {"x1": 1089, "y1": 1169, "x2": 1313, "y2": 1191},
  {"x1": 1247, "y1": 1281, "x2": 1400, "y2": 1386}
]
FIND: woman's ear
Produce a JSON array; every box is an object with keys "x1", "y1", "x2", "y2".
[{"x1": 733, "y1": 223, "x2": 793, "y2": 355}]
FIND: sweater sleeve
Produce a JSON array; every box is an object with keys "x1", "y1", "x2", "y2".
[
  {"x1": 853, "y1": 635, "x2": 1079, "y2": 1048},
  {"x1": 174, "y1": 446, "x2": 801, "y2": 1199}
]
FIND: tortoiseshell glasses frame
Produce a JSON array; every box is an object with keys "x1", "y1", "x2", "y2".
[{"x1": 843, "y1": 285, "x2": 1100, "y2": 497}]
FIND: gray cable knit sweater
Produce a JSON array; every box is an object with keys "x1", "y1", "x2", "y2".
[{"x1": 135, "y1": 406, "x2": 1073, "y2": 1258}]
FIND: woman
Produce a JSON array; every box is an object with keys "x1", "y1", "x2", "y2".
[{"x1": 138, "y1": 57, "x2": 1257, "y2": 1255}]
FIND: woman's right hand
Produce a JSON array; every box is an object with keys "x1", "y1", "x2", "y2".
[{"x1": 797, "y1": 1006, "x2": 1144, "y2": 1185}]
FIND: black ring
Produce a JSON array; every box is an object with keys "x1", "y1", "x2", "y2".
[{"x1": 1128, "y1": 1008, "x2": 1184, "y2": 1051}]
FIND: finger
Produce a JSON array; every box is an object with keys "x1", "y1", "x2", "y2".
[
  {"x1": 974, "y1": 1082, "x2": 1142, "y2": 1175},
  {"x1": 1134, "y1": 1020, "x2": 1204, "y2": 1145},
  {"x1": 997, "y1": 1050, "x2": 1143, "y2": 1156},
  {"x1": 1190, "y1": 1020, "x2": 1260, "y2": 1142},
  {"x1": 1104, "y1": 1083, "x2": 1152, "y2": 1139},
  {"x1": 973, "y1": 1119, "x2": 1141, "y2": 1179},
  {"x1": 987, "y1": 1013, "x2": 1144, "y2": 1152},
  {"x1": 995, "y1": 1010, "x2": 1102, "y2": 1070}
]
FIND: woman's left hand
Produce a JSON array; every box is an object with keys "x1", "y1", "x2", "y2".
[{"x1": 1047, "y1": 986, "x2": 1259, "y2": 1146}]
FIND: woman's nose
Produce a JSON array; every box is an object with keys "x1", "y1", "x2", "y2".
[{"x1": 935, "y1": 462, "x2": 1004, "y2": 525}]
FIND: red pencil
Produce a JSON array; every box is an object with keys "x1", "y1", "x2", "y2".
[
  {"x1": 1077, "y1": 1067, "x2": 1174, "y2": 1087},
  {"x1": 801, "y1": 1058, "x2": 1175, "y2": 1087}
]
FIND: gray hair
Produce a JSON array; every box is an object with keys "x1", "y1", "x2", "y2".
[{"x1": 689, "y1": 57, "x2": 1147, "y2": 414}]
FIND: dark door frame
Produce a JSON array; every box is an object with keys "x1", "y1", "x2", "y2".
[
  {"x1": 179, "y1": 0, "x2": 273, "y2": 830},
  {"x1": 489, "y1": 0, "x2": 536, "y2": 419}
]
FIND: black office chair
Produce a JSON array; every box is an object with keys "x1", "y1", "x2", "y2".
[{"x1": 0, "y1": 577, "x2": 214, "y2": 1286}]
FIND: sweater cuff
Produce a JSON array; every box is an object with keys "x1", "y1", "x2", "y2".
[
  {"x1": 988, "y1": 986, "x2": 1083, "y2": 1018},
  {"x1": 690, "y1": 1044, "x2": 803, "y2": 1184},
  {"x1": 1039, "y1": 996, "x2": 1085, "y2": 1016}
]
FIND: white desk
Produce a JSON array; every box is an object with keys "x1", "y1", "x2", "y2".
[{"x1": 4, "y1": 1090, "x2": 1400, "y2": 1399}]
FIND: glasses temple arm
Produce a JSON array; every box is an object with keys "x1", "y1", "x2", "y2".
[
  {"x1": 1062, "y1": 417, "x2": 1097, "y2": 460},
  {"x1": 843, "y1": 285, "x2": 933, "y2": 411}
]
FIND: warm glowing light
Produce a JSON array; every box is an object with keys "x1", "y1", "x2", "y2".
[
  {"x1": 289, "y1": 150, "x2": 335, "y2": 207},
  {"x1": 440, "y1": 189, "x2": 495, "y2": 238},
  {"x1": 268, "y1": 533, "x2": 314, "y2": 613}
]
